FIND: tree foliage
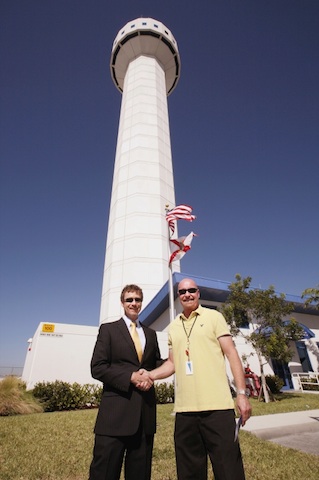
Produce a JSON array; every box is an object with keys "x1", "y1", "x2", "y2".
[
  {"x1": 301, "y1": 285, "x2": 319, "y2": 309},
  {"x1": 222, "y1": 274, "x2": 305, "y2": 402}
]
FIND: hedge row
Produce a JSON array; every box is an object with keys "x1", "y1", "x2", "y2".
[
  {"x1": 30, "y1": 375, "x2": 285, "y2": 413},
  {"x1": 32, "y1": 381, "x2": 103, "y2": 412},
  {"x1": 32, "y1": 381, "x2": 174, "y2": 412},
  {"x1": 155, "y1": 382, "x2": 174, "y2": 404}
]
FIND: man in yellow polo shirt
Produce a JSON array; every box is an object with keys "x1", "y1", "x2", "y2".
[{"x1": 149, "y1": 278, "x2": 251, "y2": 480}]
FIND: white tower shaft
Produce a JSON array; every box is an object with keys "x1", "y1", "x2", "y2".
[{"x1": 100, "y1": 19, "x2": 180, "y2": 323}]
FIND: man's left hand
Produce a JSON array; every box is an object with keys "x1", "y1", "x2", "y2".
[{"x1": 236, "y1": 394, "x2": 252, "y2": 426}]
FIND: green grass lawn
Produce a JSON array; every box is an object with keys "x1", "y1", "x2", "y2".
[{"x1": 0, "y1": 393, "x2": 318, "y2": 480}]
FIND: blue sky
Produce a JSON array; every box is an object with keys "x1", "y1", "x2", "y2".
[{"x1": 1, "y1": 1, "x2": 318, "y2": 370}]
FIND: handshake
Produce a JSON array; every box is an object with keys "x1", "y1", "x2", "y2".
[{"x1": 131, "y1": 369, "x2": 154, "y2": 391}]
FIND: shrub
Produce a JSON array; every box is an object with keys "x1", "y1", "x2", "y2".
[
  {"x1": 0, "y1": 376, "x2": 43, "y2": 416},
  {"x1": 265, "y1": 374, "x2": 284, "y2": 394},
  {"x1": 32, "y1": 381, "x2": 102, "y2": 412},
  {"x1": 155, "y1": 382, "x2": 174, "y2": 404}
]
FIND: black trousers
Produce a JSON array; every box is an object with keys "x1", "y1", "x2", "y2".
[
  {"x1": 174, "y1": 410, "x2": 245, "y2": 480},
  {"x1": 89, "y1": 423, "x2": 154, "y2": 480}
]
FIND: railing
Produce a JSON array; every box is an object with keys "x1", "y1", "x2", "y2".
[
  {"x1": 0, "y1": 366, "x2": 23, "y2": 378},
  {"x1": 292, "y1": 372, "x2": 319, "y2": 392}
]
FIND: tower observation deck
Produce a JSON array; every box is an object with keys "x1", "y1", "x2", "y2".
[
  {"x1": 110, "y1": 18, "x2": 180, "y2": 95},
  {"x1": 100, "y1": 18, "x2": 181, "y2": 323}
]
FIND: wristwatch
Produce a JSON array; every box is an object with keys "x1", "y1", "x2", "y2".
[{"x1": 237, "y1": 389, "x2": 248, "y2": 396}]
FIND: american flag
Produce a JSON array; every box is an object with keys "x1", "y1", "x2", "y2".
[{"x1": 165, "y1": 204, "x2": 196, "y2": 235}]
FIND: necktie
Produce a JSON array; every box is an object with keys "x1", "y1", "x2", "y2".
[{"x1": 130, "y1": 322, "x2": 143, "y2": 362}]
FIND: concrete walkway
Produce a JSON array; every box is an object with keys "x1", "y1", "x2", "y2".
[{"x1": 242, "y1": 409, "x2": 319, "y2": 456}]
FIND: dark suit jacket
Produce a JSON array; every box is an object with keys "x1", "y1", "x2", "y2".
[{"x1": 91, "y1": 318, "x2": 163, "y2": 436}]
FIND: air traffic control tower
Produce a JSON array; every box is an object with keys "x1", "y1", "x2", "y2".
[{"x1": 99, "y1": 18, "x2": 181, "y2": 323}]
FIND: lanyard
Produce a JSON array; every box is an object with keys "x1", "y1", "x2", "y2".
[{"x1": 181, "y1": 314, "x2": 198, "y2": 361}]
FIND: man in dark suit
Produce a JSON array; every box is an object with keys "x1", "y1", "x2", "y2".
[{"x1": 89, "y1": 284, "x2": 163, "y2": 480}]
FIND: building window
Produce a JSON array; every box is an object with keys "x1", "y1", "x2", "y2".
[{"x1": 296, "y1": 341, "x2": 313, "y2": 372}]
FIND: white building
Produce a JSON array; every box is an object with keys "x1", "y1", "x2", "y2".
[{"x1": 22, "y1": 323, "x2": 100, "y2": 389}]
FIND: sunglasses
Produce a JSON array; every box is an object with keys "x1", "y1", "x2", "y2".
[
  {"x1": 178, "y1": 288, "x2": 198, "y2": 295},
  {"x1": 124, "y1": 297, "x2": 142, "y2": 303}
]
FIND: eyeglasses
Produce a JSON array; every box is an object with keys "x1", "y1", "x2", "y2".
[
  {"x1": 124, "y1": 297, "x2": 142, "y2": 303},
  {"x1": 178, "y1": 288, "x2": 198, "y2": 295}
]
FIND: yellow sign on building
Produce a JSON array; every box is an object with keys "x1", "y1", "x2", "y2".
[{"x1": 42, "y1": 323, "x2": 55, "y2": 333}]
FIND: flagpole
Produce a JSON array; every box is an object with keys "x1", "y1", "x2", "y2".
[
  {"x1": 166, "y1": 205, "x2": 175, "y2": 323},
  {"x1": 168, "y1": 263, "x2": 175, "y2": 323}
]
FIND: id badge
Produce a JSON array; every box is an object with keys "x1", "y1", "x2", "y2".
[{"x1": 186, "y1": 360, "x2": 193, "y2": 375}]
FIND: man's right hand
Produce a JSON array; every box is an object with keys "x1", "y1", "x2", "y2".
[{"x1": 131, "y1": 370, "x2": 153, "y2": 391}]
